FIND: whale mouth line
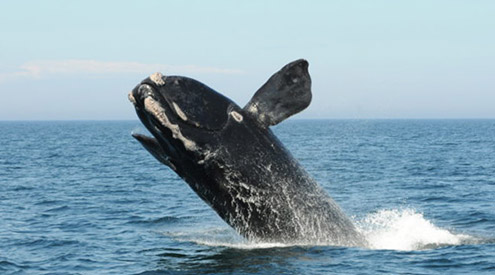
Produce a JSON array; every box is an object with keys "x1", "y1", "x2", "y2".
[
  {"x1": 143, "y1": 96, "x2": 197, "y2": 151},
  {"x1": 129, "y1": 85, "x2": 199, "y2": 150},
  {"x1": 129, "y1": 89, "x2": 200, "y2": 170}
]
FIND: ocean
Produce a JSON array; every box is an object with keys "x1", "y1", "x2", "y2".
[{"x1": 1, "y1": 120, "x2": 494, "y2": 274}]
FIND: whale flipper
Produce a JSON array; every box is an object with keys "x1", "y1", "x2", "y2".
[{"x1": 244, "y1": 59, "x2": 312, "y2": 127}]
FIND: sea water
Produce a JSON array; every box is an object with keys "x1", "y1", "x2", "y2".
[{"x1": 0, "y1": 120, "x2": 494, "y2": 274}]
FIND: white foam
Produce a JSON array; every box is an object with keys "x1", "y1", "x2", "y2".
[
  {"x1": 163, "y1": 228, "x2": 294, "y2": 249},
  {"x1": 192, "y1": 239, "x2": 291, "y2": 249},
  {"x1": 357, "y1": 208, "x2": 472, "y2": 251}
]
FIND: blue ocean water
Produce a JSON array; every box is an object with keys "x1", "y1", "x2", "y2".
[{"x1": 0, "y1": 120, "x2": 494, "y2": 274}]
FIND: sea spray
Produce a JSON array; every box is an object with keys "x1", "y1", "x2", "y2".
[{"x1": 357, "y1": 208, "x2": 472, "y2": 251}]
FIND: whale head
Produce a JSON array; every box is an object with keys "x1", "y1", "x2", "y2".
[{"x1": 128, "y1": 73, "x2": 235, "y2": 172}]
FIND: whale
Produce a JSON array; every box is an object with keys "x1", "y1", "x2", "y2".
[{"x1": 128, "y1": 59, "x2": 365, "y2": 246}]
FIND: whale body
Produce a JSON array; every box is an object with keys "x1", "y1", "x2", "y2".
[{"x1": 128, "y1": 59, "x2": 365, "y2": 246}]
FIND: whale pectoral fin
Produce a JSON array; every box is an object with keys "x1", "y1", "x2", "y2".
[
  {"x1": 243, "y1": 59, "x2": 312, "y2": 127},
  {"x1": 132, "y1": 133, "x2": 176, "y2": 170}
]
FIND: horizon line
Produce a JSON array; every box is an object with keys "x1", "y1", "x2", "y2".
[{"x1": 1, "y1": 117, "x2": 495, "y2": 122}]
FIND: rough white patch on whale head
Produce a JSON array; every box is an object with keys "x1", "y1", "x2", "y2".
[
  {"x1": 128, "y1": 91, "x2": 136, "y2": 104},
  {"x1": 143, "y1": 97, "x2": 197, "y2": 151},
  {"x1": 230, "y1": 111, "x2": 243, "y2": 122},
  {"x1": 150, "y1": 72, "x2": 166, "y2": 86},
  {"x1": 172, "y1": 102, "x2": 188, "y2": 121}
]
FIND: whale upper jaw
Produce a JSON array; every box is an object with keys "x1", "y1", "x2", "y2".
[{"x1": 128, "y1": 83, "x2": 197, "y2": 171}]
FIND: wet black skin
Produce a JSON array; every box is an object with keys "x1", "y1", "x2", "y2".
[{"x1": 129, "y1": 60, "x2": 366, "y2": 245}]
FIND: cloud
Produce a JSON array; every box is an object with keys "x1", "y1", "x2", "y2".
[{"x1": 0, "y1": 60, "x2": 243, "y2": 82}]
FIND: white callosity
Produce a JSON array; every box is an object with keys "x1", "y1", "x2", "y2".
[
  {"x1": 150, "y1": 72, "x2": 166, "y2": 86},
  {"x1": 127, "y1": 91, "x2": 136, "y2": 104},
  {"x1": 172, "y1": 102, "x2": 188, "y2": 121},
  {"x1": 230, "y1": 111, "x2": 243, "y2": 122},
  {"x1": 143, "y1": 96, "x2": 197, "y2": 151}
]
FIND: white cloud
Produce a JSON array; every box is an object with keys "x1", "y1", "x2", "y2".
[{"x1": 0, "y1": 60, "x2": 243, "y2": 82}]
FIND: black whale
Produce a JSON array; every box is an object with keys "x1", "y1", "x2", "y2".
[{"x1": 129, "y1": 60, "x2": 365, "y2": 246}]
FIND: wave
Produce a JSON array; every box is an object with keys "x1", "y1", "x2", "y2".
[
  {"x1": 127, "y1": 216, "x2": 182, "y2": 226},
  {"x1": 163, "y1": 208, "x2": 483, "y2": 251}
]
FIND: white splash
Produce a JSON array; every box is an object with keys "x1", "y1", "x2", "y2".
[
  {"x1": 163, "y1": 228, "x2": 292, "y2": 250},
  {"x1": 357, "y1": 209, "x2": 472, "y2": 251}
]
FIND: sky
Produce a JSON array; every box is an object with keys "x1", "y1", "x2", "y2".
[{"x1": 0, "y1": 0, "x2": 494, "y2": 120}]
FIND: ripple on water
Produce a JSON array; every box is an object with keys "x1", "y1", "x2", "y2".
[{"x1": 126, "y1": 216, "x2": 183, "y2": 227}]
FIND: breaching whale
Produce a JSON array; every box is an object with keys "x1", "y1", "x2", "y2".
[{"x1": 128, "y1": 59, "x2": 365, "y2": 246}]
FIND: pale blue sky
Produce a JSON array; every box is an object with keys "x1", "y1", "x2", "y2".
[{"x1": 1, "y1": 0, "x2": 494, "y2": 120}]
